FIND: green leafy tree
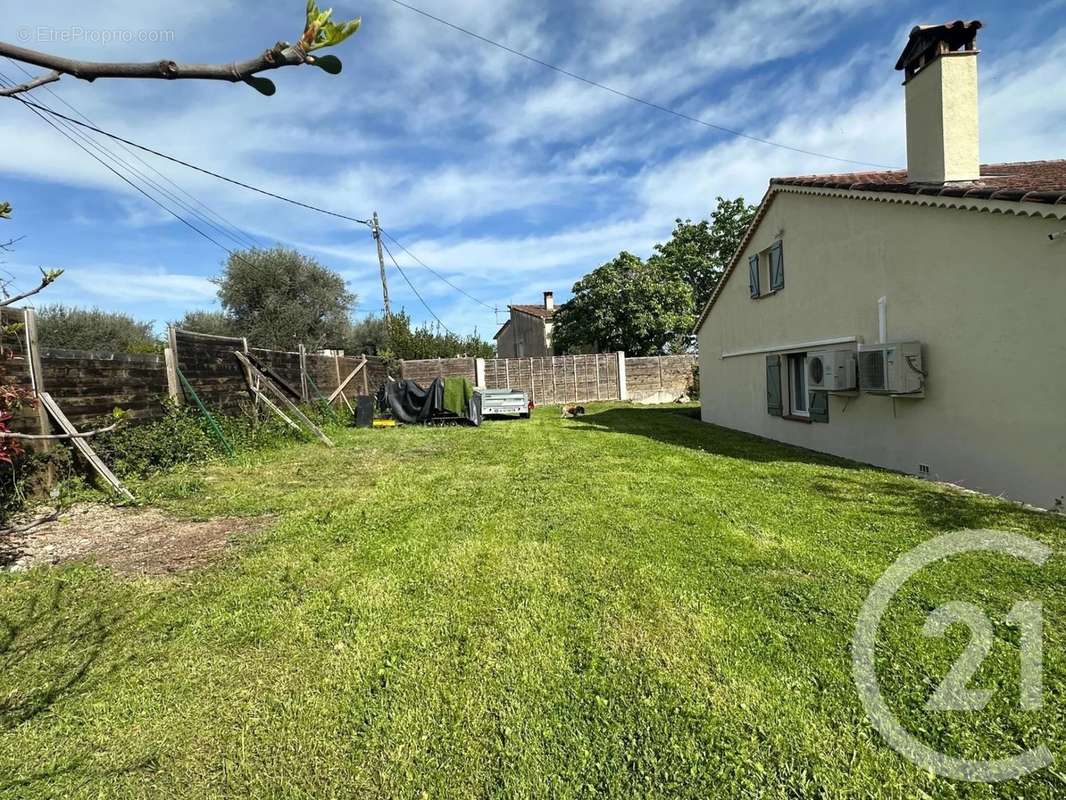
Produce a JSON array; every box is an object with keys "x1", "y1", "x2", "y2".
[
  {"x1": 344, "y1": 314, "x2": 389, "y2": 355},
  {"x1": 215, "y1": 247, "x2": 355, "y2": 350},
  {"x1": 380, "y1": 311, "x2": 495, "y2": 361},
  {"x1": 174, "y1": 310, "x2": 239, "y2": 338},
  {"x1": 36, "y1": 305, "x2": 160, "y2": 353},
  {"x1": 553, "y1": 252, "x2": 694, "y2": 356},
  {"x1": 650, "y1": 196, "x2": 757, "y2": 310}
]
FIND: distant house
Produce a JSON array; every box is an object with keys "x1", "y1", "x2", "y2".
[
  {"x1": 695, "y1": 20, "x2": 1066, "y2": 509},
  {"x1": 494, "y1": 292, "x2": 557, "y2": 358}
]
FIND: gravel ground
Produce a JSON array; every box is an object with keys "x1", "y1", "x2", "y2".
[{"x1": 1, "y1": 503, "x2": 270, "y2": 575}]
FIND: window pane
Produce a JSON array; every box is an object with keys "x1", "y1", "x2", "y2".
[{"x1": 790, "y1": 355, "x2": 808, "y2": 413}]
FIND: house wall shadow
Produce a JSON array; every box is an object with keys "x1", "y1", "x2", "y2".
[
  {"x1": 571, "y1": 406, "x2": 1066, "y2": 536},
  {"x1": 570, "y1": 406, "x2": 865, "y2": 469}
]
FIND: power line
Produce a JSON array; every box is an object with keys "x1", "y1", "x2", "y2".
[
  {"x1": 0, "y1": 75, "x2": 237, "y2": 253},
  {"x1": 5, "y1": 58, "x2": 261, "y2": 251},
  {"x1": 379, "y1": 237, "x2": 456, "y2": 336},
  {"x1": 0, "y1": 73, "x2": 267, "y2": 275},
  {"x1": 379, "y1": 228, "x2": 495, "y2": 311},
  {"x1": 2, "y1": 95, "x2": 373, "y2": 227},
  {"x1": 386, "y1": 0, "x2": 896, "y2": 170},
  {"x1": 2, "y1": 74, "x2": 259, "y2": 253}
]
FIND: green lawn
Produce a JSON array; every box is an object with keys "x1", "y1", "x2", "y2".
[{"x1": 1, "y1": 404, "x2": 1064, "y2": 798}]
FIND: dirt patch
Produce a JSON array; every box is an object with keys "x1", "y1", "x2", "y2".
[{"x1": 1, "y1": 504, "x2": 271, "y2": 576}]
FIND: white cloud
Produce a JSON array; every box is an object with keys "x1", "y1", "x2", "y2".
[{"x1": 2, "y1": 1, "x2": 1065, "y2": 337}]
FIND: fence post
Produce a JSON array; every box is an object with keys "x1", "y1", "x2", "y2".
[
  {"x1": 165, "y1": 326, "x2": 182, "y2": 405},
  {"x1": 475, "y1": 358, "x2": 486, "y2": 387},
  {"x1": 22, "y1": 308, "x2": 55, "y2": 483},
  {"x1": 299, "y1": 344, "x2": 309, "y2": 403},
  {"x1": 616, "y1": 351, "x2": 628, "y2": 401}
]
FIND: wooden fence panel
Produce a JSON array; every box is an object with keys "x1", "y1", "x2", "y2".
[
  {"x1": 250, "y1": 348, "x2": 303, "y2": 397},
  {"x1": 400, "y1": 357, "x2": 475, "y2": 385},
  {"x1": 41, "y1": 349, "x2": 168, "y2": 427},
  {"x1": 173, "y1": 330, "x2": 248, "y2": 412},
  {"x1": 470, "y1": 353, "x2": 624, "y2": 405},
  {"x1": 625, "y1": 355, "x2": 696, "y2": 401}
]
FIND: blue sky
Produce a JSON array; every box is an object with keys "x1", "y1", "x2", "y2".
[{"x1": 1, "y1": 0, "x2": 1064, "y2": 340}]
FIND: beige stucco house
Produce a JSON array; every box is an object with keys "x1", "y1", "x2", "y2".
[
  {"x1": 494, "y1": 292, "x2": 556, "y2": 358},
  {"x1": 696, "y1": 20, "x2": 1066, "y2": 510}
]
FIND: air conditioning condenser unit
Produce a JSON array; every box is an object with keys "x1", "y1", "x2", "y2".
[
  {"x1": 858, "y1": 341, "x2": 925, "y2": 395},
  {"x1": 807, "y1": 350, "x2": 857, "y2": 391}
]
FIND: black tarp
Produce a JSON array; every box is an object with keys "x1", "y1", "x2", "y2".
[
  {"x1": 380, "y1": 379, "x2": 482, "y2": 426},
  {"x1": 383, "y1": 379, "x2": 444, "y2": 423}
]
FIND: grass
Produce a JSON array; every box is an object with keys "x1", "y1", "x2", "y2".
[{"x1": 1, "y1": 403, "x2": 1064, "y2": 798}]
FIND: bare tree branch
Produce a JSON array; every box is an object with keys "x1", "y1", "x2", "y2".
[
  {"x1": 0, "y1": 39, "x2": 311, "y2": 81},
  {"x1": 0, "y1": 40, "x2": 355, "y2": 97},
  {"x1": 1, "y1": 507, "x2": 60, "y2": 536},
  {"x1": 0, "y1": 419, "x2": 124, "y2": 440},
  {"x1": 0, "y1": 267, "x2": 64, "y2": 307},
  {"x1": 0, "y1": 236, "x2": 25, "y2": 252},
  {"x1": 0, "y1": 70, "x2": 60, "y2": 97}
]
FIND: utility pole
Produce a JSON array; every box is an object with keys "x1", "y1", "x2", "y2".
[{"x1": 372, "y1": 211, "x2": 392, "y2": 321}]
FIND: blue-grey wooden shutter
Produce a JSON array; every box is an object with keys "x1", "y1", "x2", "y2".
[
  {"x1": 809, "y1": 390, "x2": 829, "y2": 423},
  {"x1": 766, "y1": 355, "x2": 783, "y2": 416},
  {"x1": 749, "y1": 255, "x2": 760, "y2": 298},
  {"x1": 769, "y1": 241, "x2": 784, "y2": 291}
]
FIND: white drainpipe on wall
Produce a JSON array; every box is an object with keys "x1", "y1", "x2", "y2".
[{"x1": 878, "y1": 296, "x2": 888, "y2": 344}]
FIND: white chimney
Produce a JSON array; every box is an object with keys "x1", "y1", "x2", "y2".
[
  {"x1": 896, "y1": 20, "x2": 982, "y2": 184},
  {"x1": 543, "y1": 291, "x2": 554, "y2": 312}
]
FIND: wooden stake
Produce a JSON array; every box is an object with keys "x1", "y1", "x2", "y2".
[
  {"x1": 235, "y1": 352, "x2": 333, "y2": 447},
  {"x1": 328, "y1": 357, "x2": 367, "y2": 404},
  {"x1": 40, "y1": 392, "x2": 134, "y2": 501}
]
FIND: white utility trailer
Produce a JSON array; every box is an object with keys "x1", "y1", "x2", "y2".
[{"x1": 476, "y1": 388, "x2": 531, "y2": 419}]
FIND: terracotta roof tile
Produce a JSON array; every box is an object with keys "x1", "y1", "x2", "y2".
[
  {"x1": 771, "y1": 160, "x2": 1066, "y2": 205},
  {"x1": 509, "y1": 304, "x2": 554, "y2": 319}
]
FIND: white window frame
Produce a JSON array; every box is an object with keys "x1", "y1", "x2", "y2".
[{"x1": 787, "y1": 353, "x2": 809, "y2": 417}]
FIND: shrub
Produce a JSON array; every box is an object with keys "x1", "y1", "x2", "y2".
[
  {"x1": 36, "y1": 305, "x2": 161, "y2": 353},
  {"x1": 91, "y1": 401, "x2": 309, "y2": 480}
]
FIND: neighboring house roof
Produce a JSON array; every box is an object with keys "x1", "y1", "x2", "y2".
[
  {"x1": 493, "y1": 320, "x2": 512, "y2": 340},
  {"x1": 772, "y1": 160, "x2": 1066, "y2": 205},
  {"x1": 509, "y1": 304, "x2": 554, "y2": 320},
  {"x1": 695, "y1": 159, "x2": 1066, "y2": 332}
]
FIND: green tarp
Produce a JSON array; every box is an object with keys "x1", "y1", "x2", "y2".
[{"x1": 442, "y1": 377, "x2": 474, "y2": 418}]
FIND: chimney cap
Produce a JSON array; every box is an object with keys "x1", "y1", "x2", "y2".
[{"x1": 895, "y1": 19, "x2": 982, "y2": 77}]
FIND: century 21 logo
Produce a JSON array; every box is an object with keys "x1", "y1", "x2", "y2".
[{"x1": 852, "y1": 529, "x2": 1052, "y2": 783}]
